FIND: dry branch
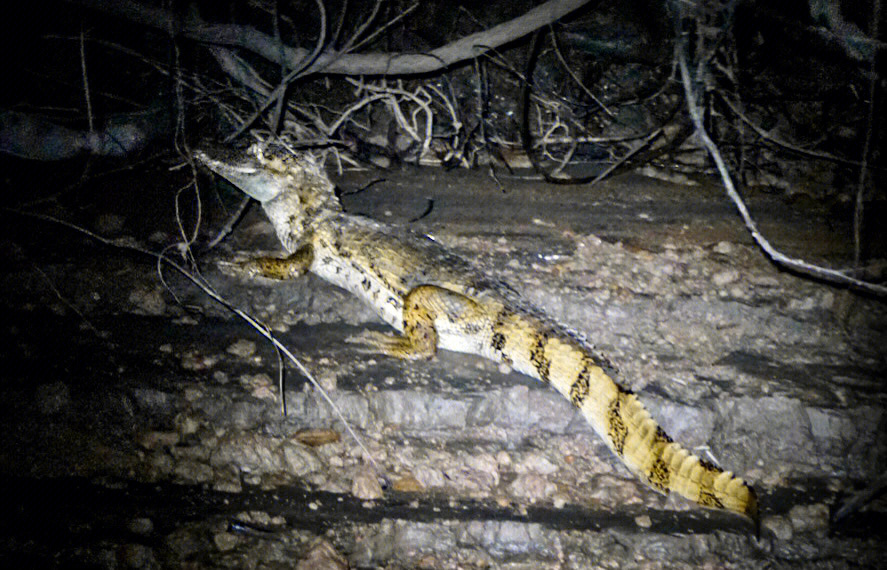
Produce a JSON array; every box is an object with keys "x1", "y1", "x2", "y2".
[
  {"x1": 677, "y1": 41, "x2": 887, "y2": 297},
  {"x1": 68, "y1": 0, "x2": 594, "y2": 77}
]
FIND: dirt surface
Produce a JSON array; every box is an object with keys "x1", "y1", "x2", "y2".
[{"x1": 1, "y1": 157, "x2": 885, "y2": 569}]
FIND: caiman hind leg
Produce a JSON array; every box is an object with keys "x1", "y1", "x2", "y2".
[
  {"x1": 218, "y1": 244, "x2": 314, "y2": 280},
  {"x1": 348, "y1": 284, "x2": 488, "y2": 360}
]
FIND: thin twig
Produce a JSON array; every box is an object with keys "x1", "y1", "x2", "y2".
[
  {"x1": 854, "y1": 0, "x2": 880, "y2": 267},
  {"x1": 7, "y1": 208, "x2": 385, "y2": 475},
  {"x1": 718, "y1": 95, "x2": 881, "y2": 170},
  {"x1": 207, "y1": 194, "x2": 253, "y2": 250},
  {"x1": 346, "y1": 1, "x2": 419, "y2": 55},
  {"x1": 677, "y1": 38, "x2": 887, "y2": 296},
  {"x1": 549, "y1": 25, "x2": 613, "y2": 117},
  {"x1": 339, "y1": 0, "x2": 382, "y2": 54},
  {"x1": 79, "y1": 26, "x2": 95, "y2": 135},
  {"x1": 226, "y1": 0, "x2": 328, "y2": 142}
]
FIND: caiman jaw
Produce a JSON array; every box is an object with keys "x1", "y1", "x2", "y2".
[{"x1": 194, "y1": 142, "x2": 287, "y2": 203}]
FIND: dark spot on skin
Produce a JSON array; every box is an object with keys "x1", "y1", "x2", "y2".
[
  {"x1": 698, "y1": 488, "x2": 725, "y2": 509},
  {"x1": 647, "y1": 456, "x2": 671, "y2": 492},
  {"x1": 491, "y1": 332, "x2": 506, "y2": 351},
  {"x1": 569, "y1": 361, "x2": 592, "y2": 407},
  {"x1": 529, "y1": 333, "x2": 551, "y2": 383},
  {"x1": 654, "y1": 426, "x2": 673, "y2": 444},
  {"x1": 607, "y1": 394, "x2": 628, "y2": 456}
]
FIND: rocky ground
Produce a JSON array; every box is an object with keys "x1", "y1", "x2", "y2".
[{"x1": 1, "y1": 158, "x2": 885, "y2": 569}]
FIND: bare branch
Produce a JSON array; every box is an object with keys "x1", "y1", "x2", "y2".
[
  {"x1": 677, "y1": 39, "x2": 887, "y2": 297},
  {"x1": 68, "y1": 0, "x2": 594, "y2": 76}
]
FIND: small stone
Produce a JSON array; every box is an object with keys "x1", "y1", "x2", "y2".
[
  {"x1": 173, "y1": 460, "x2": 214, "y2": 483},
  {"x1": 509, "y1": 473, "x2": 556, "y2": 502},
  {"x1": 226, "y1": 339, "x2": 256, "y2": 358},
  {"x1": 751, "y1": 275, "x2": 780, "y2": 287},
  {"x1": 128, "y1": 286, "x2": 166, "y2": 316},
  {"x1": 788, "y1": 503, "x2": 829, "y2": 533},
  {"x1": 516, "y1": 452, "x2": 558, "y2": 475},
  {"x1": 634, "y1": 514, "x2": 652, "y2": 528},
  {"x1": 180, "y1": 349, "x2": 219, "y2": 371},
  {"x1": 712, "y1": 268, "x2": 740, "y2": 286},
  {"x1": 247, "y1": 374, "x2": 276, "y2": 400},
  {"x1": 414, "y1": 465, "x2": 445, "y2": 488},
  {"x1": 392, "y1": 474, "x2": 425, "y2": 493},
  {"x1": 352, "y1": 466, "x2": 384, "y2": 500},
  {"x1": 462, "y1": 453, "x2": 500, "y2": 489},
  {"x1": 127, "y1": 517, "x2": 154, "y2": 536},
  {"x1": 281, "y1": 441, "x2": 323, "y2": 477},
  {"x1": 713, "y1": 241, "x2": 734, "y2": 255},
  {"x1": 213, "y1": 531, "x2": 239, "y2": 552},
  {"x1": 175, "y1": 414, "x2": 200, "y2": 436},
  {"x1": 319, "y1": 371, "x2": 338, "y2": 392},
  {"x1": 495, "y1": 450, "x2": 512, "y2": 468},
  {"x1": 294, "y1": 429, "x2": 341, "y2": 447},
  {"x1": 789, "y1": 296, "x2": 817, "y2": 311},
  {"x1": 296, "y1": 538, "x2": 349, "y2": 570},
  {"x1": 213, "y1": 467, "x2": 243, "y2": 493},
  {"x1": 763, "y1": 514, "x2": 793, "y2": 541}
]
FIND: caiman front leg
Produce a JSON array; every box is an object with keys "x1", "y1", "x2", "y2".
[
  {"x1": 348, "y1": 284, "x2": 488, "y2": 360},
  {"x1": 218, "y1": 244, "x2": 314, "y2": 280}
]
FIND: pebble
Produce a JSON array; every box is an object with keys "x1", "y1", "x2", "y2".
[
  {"x1": 509, "y1": 473, "x2": 556, "y2": 502},
  {"x1": 763, "y1": 514, "x2": 793, "y2": 541},
  {"x1": 128, "y1": 286, "x2": 166, "y2": 316},
  {"x1": 296, "y1": 539, "x2": 349, "y2": 570},
  {"x1": 414, "y1": 465, "x2": 446, "y2": 489},
  {"x1": 213, "y1": 531, "x2": 239, "y2": 552},
  {"x1": 788, "y1": 503, "x2": 830, "y2": 533},
  {"x1": 712, "y1": 268, "x2": 740, "y2": 286},
  {"x1": 515, "y1": 452, "x2": 558, "y2": 475},
  {"x1": 226, "y1": 339, "x2": 256, "y2": 358},
  {"x1": 392, "y1": 474, "x2": 425, "y2": 493},
  {"x1": 294, "y1": 429, "x2": 341, "y2": 447},
  {"x1": 713, "y1": 241, "x2": 734, "y2": 255},
  {"x1": 127, "y1": 517, "x2": 154, "y2": 536},
  {"x1": 352, "y1": 466, "x2": 384, "y2": 500}
]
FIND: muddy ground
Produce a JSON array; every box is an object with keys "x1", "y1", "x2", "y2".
[{"x1": 1, "y1": 156, "x2": 885, "y2": 569}]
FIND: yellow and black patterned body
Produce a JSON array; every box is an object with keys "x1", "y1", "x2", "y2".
[{"x1": 195, "y1": 142, "x2": 759, "y2": 530}]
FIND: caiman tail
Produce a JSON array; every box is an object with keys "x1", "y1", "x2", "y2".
[{"x1": 488, "y1": 308, "x2": 759, "y2": 529}]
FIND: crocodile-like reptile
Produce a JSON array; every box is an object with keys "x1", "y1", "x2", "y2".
[{"x1": 195, "y1": 141, "x2": 759, "y2": 530}]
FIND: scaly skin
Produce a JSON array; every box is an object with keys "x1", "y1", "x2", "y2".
[{"x1": 195, "y1": 141, "x2": 759, "y2": 531}]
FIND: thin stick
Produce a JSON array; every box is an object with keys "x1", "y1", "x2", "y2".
[
  {"x1": 226, "y1": 0, "x2": 328, "y2": 142},
  {"x1": 7, "y1": 209, "x2": 385, "y2": 475},
  {"x1": 676, "y1": 38, "x2": 887, "y2": 296},
  {"x1": 79, "y1": 26, "x2": 95, "y2": 135},
  {"x1": 206, "y1": 194, "x2": 252, "y2": 250},
  {"x1": 854, "y1": 0, "x2": 880, "y2": 267}
]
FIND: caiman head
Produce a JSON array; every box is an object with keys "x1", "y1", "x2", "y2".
[{"x1": 195, "y1": 141, "x2": 339, "y2": 253}]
